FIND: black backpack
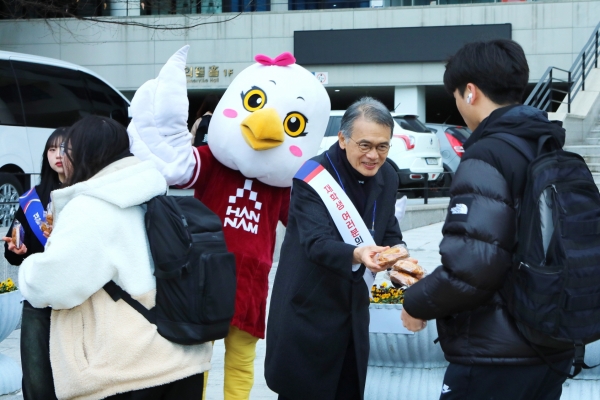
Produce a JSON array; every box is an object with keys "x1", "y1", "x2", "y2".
[
  {"x1": 493, "y1": 133, "x2": 600, "y2": 376},
  {"x1": 103, "y1": 195, "x2": 237, "y2": 345}
]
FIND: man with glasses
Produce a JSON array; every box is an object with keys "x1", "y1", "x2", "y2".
[{"x1": 265, "y1": 97, "x2": 405, "y2": 400}]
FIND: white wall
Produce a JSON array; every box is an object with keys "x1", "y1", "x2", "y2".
[{"x1": 0, "y1": 0, "x2": 598, "y2": 92}]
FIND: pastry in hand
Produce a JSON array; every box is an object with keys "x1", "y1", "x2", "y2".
[
  {"x1": 392, "y1": 260, "x2": 425, "y2": 279},
  {"x1": 390, "y1": 271, "x2": 418, "y2": 287},
  {"x1": 11, "y1": 222, "x2": 23, "y2": 249},
  {"x1": 375, "y1": 245, "x2": 409, "y2": 268}
]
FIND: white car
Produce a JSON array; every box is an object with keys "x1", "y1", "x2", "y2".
[
  {"x1": 0, "y1": 50, "x2": 130, "y2": 227},
  {"x1": 319, "y1": 111, "x2": 443, "y2": 191}
]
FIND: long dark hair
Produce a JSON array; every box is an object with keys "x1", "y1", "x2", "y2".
[
  {"x1": 37, "y1": 127, "x2": 68, "y2": 206},
  {"x1": 195, "y1": 94, "x2": 220, "y2": 120},
  {"x1": 64, "y1": 116, "x2": 131, "y2": 186}
]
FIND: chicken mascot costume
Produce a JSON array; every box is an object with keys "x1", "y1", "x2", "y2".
[{"x1": 128, "y1": 46, "x2": 331, "y2": 399}]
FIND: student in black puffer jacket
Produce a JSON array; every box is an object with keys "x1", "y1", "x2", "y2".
[{"x1": 402, "y1": 39, "x2": 574, "y2": 400}]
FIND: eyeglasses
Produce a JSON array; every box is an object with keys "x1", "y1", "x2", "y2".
[
  {"x1": 348, "y1": 137, "x2": 391, "y2": 154},
  {"x1": 59, "y1": 143, "x2": 71, "y2": 157}
]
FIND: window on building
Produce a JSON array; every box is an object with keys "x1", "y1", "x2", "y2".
[
  {"x1": 224, "y1": 0, "x2": 270, "y2": 12},
  {"x1": 12, "y1": 61, "x2": 93, "y2": 128},
  {"x1": 289, "y1": 0, "x2": 368, "y2": 10},
  {"x1": 0, "y1": 61, "x2": 24, "y2": 126}
]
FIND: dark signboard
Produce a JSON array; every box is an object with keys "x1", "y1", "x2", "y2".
[{"x1": 294, "y1": 24, "x2": 512, "y2": 65}]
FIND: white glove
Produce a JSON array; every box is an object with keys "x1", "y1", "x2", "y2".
[
  {"x1": 128, "y1": 45, "x2": 198, "y2": 186},
  {"x1": 395, "y1": 195, "x2": 408, "y2": 223}
]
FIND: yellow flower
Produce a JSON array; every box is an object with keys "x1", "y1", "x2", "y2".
[
  {"x1": 381, "y1": 282, "x2": 387, "y2": 288},
  {"x1": 0, "y1": 278, "x2": 17, "y2": 293}
]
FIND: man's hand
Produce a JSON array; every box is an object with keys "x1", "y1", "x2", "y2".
[
  {"x1": 2, "y1": 237, "x2": 28, "y2": 255},
  {"x1": 401, "y1": 308, "x2": 427, "y2": 332},
  {"x1": 353, "y1": 245, "x2": 389, "y2": 274}
]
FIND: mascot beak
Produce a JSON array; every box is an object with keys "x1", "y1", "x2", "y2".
[{"x1": 240, "y1": 108, "x2": 285, "y2": 151}]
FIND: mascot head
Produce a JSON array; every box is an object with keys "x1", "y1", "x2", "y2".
[
  {"x1": 208, "y1": 53, "x2": 331, "y2": 187},
  {"x1": 128, "y1": 46, "x2": 330, "y2": 188}
]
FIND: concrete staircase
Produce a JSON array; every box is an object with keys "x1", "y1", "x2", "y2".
[{"x1": 565, "y1": 114, "x2": 600, "y2": 190}]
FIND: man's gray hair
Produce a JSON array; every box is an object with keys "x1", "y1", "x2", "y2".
[{"x1": 340, "y1": 97, "x2": 394, "y2": 140}]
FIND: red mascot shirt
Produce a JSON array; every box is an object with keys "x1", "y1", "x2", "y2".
[{"x1": 188, "y1": 146, "x2": 290, "y2": 338}]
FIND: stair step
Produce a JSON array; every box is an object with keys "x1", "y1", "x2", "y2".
[
  {"x1": 585, "y1": 138, "x2": 600, "y2": 145},
  {"x1": 583, "y1": 155, "x2": 600, "y2": 164},
  {"x1": 588, "y1": 163, "x2": 600, "y2": 173},
  {"x1": 564, "y1": 145, "x2": 600, "y2": 157},
  {"x1": 589, "y1": 129, "x2": 600, "y2": 138}
]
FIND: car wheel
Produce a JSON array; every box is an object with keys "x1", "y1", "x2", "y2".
[{"x1": 0, "y1": 173, "x2": 23, "y2": 228}]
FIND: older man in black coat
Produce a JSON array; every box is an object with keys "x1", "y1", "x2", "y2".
[{"x1": 265, "y1": 97, "x2": 405, "y2": 400}]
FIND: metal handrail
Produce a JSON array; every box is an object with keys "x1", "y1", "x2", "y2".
[{"x1": 525, "y1": 21, "x2": 600, "y2": 113}]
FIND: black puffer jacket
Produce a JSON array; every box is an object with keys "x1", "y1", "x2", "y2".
[{"x1": 404, "y1": 105, "x2": 574, "y2": 365}]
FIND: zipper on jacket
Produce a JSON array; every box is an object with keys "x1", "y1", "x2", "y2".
[
  {"x1": 180, "y1": 214, "x2": 193, "y2": 249},
  {"x1": 519, "y1": 261, "x2": 561, "y2": 275}
]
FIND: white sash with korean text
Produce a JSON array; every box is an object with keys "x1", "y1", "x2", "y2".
[{"x1": 294, "y1": 159, "x2": 376, "y2": 292}]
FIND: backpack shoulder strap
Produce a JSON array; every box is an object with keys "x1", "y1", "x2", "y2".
[
  {"x1": 103, "y1": 280, "x2": 156, "y2": 324},
  {"x1": 487, "y1": 133, "x2": 536, "y2": 162}
]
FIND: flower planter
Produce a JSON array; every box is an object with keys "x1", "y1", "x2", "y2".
[
  {"x1": 0, "y1": 290, "x2": 23, "y2": 395},
  {"x1": 366, "y1": 304, "x2": 600, "y2": 399},
  {"x1": 366, "y1": 303, "x2": 448, "y2": 400}
]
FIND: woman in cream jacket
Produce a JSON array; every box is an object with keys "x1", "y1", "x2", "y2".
[{"x1": 18, "y1": 116, "x2": 211, "y2": 400}]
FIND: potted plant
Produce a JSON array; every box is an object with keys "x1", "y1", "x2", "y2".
[{"x1": 0, "y1": 278, "x2": 23, "y2": 395}]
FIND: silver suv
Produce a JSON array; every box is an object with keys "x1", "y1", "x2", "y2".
[{"x1": 426, "y1": 123, "x2": 472, "y2": 192}]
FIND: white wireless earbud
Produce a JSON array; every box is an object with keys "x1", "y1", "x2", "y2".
[{"x1": 466, "y1": 93, "x2": 473, "y2": 104}]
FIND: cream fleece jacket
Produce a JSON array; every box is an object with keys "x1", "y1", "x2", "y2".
[{"x1": 19, "y1": 157, "x2": 212, "y2": 400}]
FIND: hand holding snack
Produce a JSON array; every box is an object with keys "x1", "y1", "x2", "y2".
[
  {"x1": 2, "y1": 238, "x2": 28, "y2": 255},
  {"x1": 353, "y1": 245, "x2": 391, "y2": 273}
]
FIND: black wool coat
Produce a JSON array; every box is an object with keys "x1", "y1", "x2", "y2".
[{"x1": 265, "y1": 148, "x2": 403, "y2": 400}]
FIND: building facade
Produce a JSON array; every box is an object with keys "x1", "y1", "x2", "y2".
[{"x1": 0, "y1": 0, "x2": 598, "y2": 123}]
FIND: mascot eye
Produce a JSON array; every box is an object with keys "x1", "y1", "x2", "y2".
[
  {"x1": 284, "y1": 112, "x2": 308, "y2": 137},
  {"x1": 241, "y1": 87, "x2": 267, "y2": 112}
]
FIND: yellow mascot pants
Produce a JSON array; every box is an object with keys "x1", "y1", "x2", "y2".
[{"x1": 203, "y1": 326, "x2": 259, "y2": 400}]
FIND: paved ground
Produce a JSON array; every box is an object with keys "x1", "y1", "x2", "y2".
[{"x1": 0, "y1": 221, "x2": 444, "y2": 399}]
